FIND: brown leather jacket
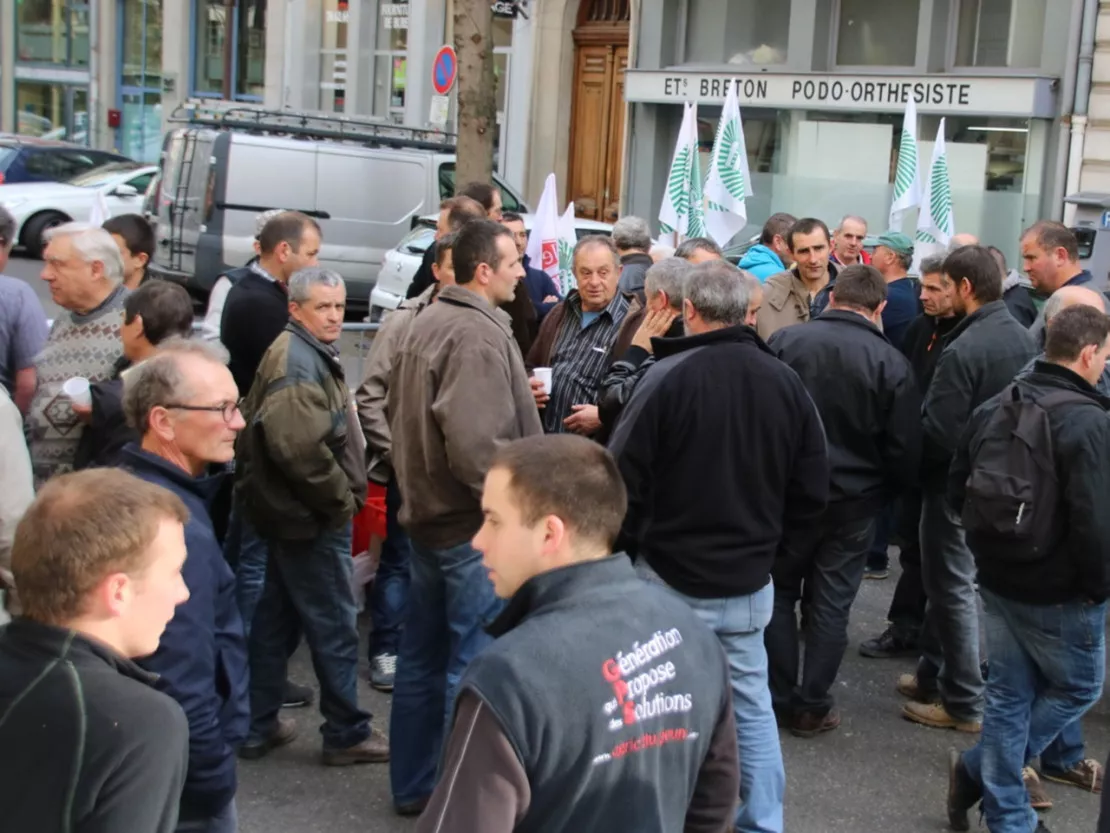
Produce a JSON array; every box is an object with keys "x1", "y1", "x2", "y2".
[{"x1": 527, "y1": 292, "x2": 640, "y2": 368}]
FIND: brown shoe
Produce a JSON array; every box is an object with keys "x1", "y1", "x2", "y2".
[
  {"x1": 238, "y1": 715, "x2": 298, "y2": 760},
  {"x1": 1042, "y1": 758, "x2": 1103, "y2": 793},
  {"x1": 1023, "y1": 767, "x2": 1053, "y2": 810},
  {"x1": 902, "y1": 702, "x2": 981, "y2": 733},
  {"x1": 790, "y1": 708, "x2": 841, "y2": 739},
  {"x1": 321, "y1": 726, "x2": 390, "y2": 766},
  {"x1": 896, "y1": 673, "x2": 940, "y2": 704}
]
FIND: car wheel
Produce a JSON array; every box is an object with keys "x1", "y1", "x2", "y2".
[{"x1": 22, "y1": 211, "x2": 71, "y2": 258}]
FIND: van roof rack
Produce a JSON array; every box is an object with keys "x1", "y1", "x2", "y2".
[{"x1": 168, "y1": 101, "x2": 457, "y2": 153}]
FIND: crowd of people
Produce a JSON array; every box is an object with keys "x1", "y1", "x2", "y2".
[{"x1": 0, "y1": 189, "x2": 1109, "y2": 833}]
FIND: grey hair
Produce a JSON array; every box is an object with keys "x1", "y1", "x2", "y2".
[
  {"x1": 838, "y1": 214, "x2": 868, "y2": 230},
  {"x1": 675, "y1": 237, "x2": 723, "y2": 261},
  {"x1": 44, "y1": 222, "x2": 124, "y2": 283},
  {"x1": 920, "y1": 254, "x2": 947, "y2": 276},
  {"x1": 685, "y1": 261, "x2": 761, "y2": 326},
  {"x1": 611, "y1": 216, "x2": 652, "y2": 252},
  {"x1": 122, "y1": 337, "x2": 231, "y2": 433},
  {"x1": 0, "y1": 206, "x2": 15, "y2": 250},
  {"x1": 643, "y1": 257, "x2": 692, "y2": 312},
  {"x1": 289, "y1": 267, "x2": 345, "y2": 303},
  {"x1": 573, "y1": 235, "x2": 620, "y2": 269}
]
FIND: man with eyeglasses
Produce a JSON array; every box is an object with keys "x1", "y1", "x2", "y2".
[
  {"x1": 235, "y1": 267, "x2": 386, "y2": 765},
  {"x1": 118, "y1": 339, "x2": 250, "y2": 833}
]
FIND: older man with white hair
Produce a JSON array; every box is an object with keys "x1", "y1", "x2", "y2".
[{"x1": 27, "y1": 222, "x2": 128, "y2": 485}]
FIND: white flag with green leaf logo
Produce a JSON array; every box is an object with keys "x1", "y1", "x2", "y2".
[
  {"x1": 704, "y1": 82, "x2": 753, "y2": 248},
  {"x1": 888, "y1": 97, "x2": 921, "y2": 232},
  {"x1": 659, "y1": 101, "x2": 706, "y2": 241},
  {"x1": 916, "y1": 119, "x2": 954, "y2": 248},
  {"x1": 556, "y1": 204, "x2": 579, "y2": 297}
]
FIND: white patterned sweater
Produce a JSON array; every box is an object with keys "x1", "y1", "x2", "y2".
[{"x1": 27, "y1": 285, "x2": 128, "y2": 487}]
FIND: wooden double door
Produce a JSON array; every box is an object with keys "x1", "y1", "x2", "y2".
[{"x1": 568, "y1": 40, "x2": 628, "y2": 223}]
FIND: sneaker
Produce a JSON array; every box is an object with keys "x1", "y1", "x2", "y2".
[
  {"x1": 896, "y1": 673, "x2": 941, "y2": 704},
  {"x1": 1024, "y1": 767, "x2": 1053, "y2": 809},
  {"x1": 321, "y1": 726, "x2": 390, "y2": 766},
  {"x1": 790, "y1": 708, "x2": 841, "y2": 739},
  {"x1": 902, "y1": 702, "x2": 981, "y2": 733},
  {"x1": 1042, "y1": 757, "x2": 1103, "y2": 793},
  {"x1": 369, "y1": 653, "x2": 397, "y2": 692},
  {"x1": 947, "y1": 748, "x2": 982, "y2": 832},
  {"x1": 864, "y1": 568, "x2": 890, "y2": 580},
  {"x1": 860, "y1": 626, "x2": 919, "y2": 659},
  {"x1": 239, "y1": 715, "x2": 298, "y2": 760},
  {"x1": 282, "y1": 680, "x2": 315, "y2": 709}
]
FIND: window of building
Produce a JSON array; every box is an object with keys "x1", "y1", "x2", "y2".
[
  {"x1": 16, "y1": 0, "x2": 89, "y2": 66},
  {"x1": 954, "y1": 0, "x2": 1045, "y2": 68},
  {"x1": 319, "y1": 0, "x2": 349, "y2": 112},
  {"x1": 836, "y1": 0, "x2": 919, "y2": 67},
  {"x1": 372, "y1": 1, "x2": 409, "y2": 123},
  {"x1": 192, "y1": 0, "x2": 265, "y2": 99},
  {"x1": 16, "y1": 82, "x2": 88, "y2": 143},
  {"x1": 120, "y1": 0, "x2": 163, "y2": 162},
  {"x1": 684, "y1": 0, "x2": 790, "y2": 66}
]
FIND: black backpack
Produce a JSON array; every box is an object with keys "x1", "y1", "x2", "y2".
[{"x1": 961, "y1": 383, "x2": 1091, "y2": 561}]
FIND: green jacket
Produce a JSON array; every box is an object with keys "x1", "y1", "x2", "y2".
[{"x1": 236, "y1": 322, "x2": 366, "y2": 541}]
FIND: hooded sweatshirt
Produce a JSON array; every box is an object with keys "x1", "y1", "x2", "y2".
[{"x1": 738, "y1": 244, "x2": 785, "y2": 281}]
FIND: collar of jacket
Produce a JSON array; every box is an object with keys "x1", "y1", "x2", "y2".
[
  {"x1": 765, "y1": 260, "x2": 840, "y2": 312},
  {"x1": 1062, "y1": 270, "x2": 1094, "y2": 289},
  {"x1": 654, "y1": 322, "x2": 773, "y2": 359},
  {"x1": 1027, "y1": 360, "x2": 1110, "y2": 406},
  {"x1": 3, "y1": 618, "x2": 159, "y2": 685},
  {"x1": 487, "y1": 554, "x2": 636, "y2": 637},
  {"x1": 565, "y1": 288, "x2": 628, "y2": 321},
  {"x1": 435, "y1": 283, "x2": 514, "y2": 336},
  {"x1": 399, "y1": 281, "x2": 438, "y2": 311},
  {"x1": 945, "y1": 299, "x2": 1011, "y2": 343},
  {"x1": 620, "y1": 251, "x2": 654, "y2": 268},
  {"x1": 120, "y1": 444, "x2": 226, "y2": 506},
  {"x1": 284, "y1": 319, "x2": 344, "y2": 369},
  {"x1": 816, "y1": 307, "x2": 887, "y2": 338}
]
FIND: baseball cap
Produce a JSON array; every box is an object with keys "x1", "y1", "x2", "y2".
[
  {"x1": 876, "y1": 231, "x2": 914, "y2": 257},
  {"x1": 255, "y1": 208, "x2": 290, "y2": 239}
]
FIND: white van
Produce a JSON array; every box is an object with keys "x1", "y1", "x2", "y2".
[{"x1": 147, "y1": 103, "x2": 528, "y2": 312}]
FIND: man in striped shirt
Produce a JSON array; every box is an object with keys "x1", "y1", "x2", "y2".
[{"x1": 527, "y1": 236, "x2": 631, "y2": 437}]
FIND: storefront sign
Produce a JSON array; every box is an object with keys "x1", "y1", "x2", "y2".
[
  {"x1": 381, "y1": 3, "x2": 409, "y2": 29},
  {"x1": 624, "y1": 70, "x2": 1058, "y2": 118},
  {"x1": 13, "y1": 66, "x2": 89, "y2": 85}
]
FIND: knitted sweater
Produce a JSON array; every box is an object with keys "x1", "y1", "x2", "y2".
[{"x1": 27, "y1": 285, "x2": 128, "y2": 486}]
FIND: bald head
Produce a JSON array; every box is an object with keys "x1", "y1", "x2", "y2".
[
  {"x1": 950, "y1": 233, "x2": 980, "y2": 249},
  {"x1": 1044, "y1": 285, "x2": 1107, "y2": 323}
]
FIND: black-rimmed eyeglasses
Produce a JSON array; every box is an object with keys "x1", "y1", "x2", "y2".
[{"x1": 163, "y1": 400, "x2": 243, "y2": 423}]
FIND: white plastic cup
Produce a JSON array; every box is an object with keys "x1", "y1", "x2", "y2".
[
  {"x1": 533, "y1": 367, "x2": 553, "y2": 395},
  {"x1": 63, "y1": 377, "x2": 91, "y2": 408}
]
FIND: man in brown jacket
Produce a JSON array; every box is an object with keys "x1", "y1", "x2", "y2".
[
  {"x1": 386, "y1": 218, "x2": 542, "y2": 816},
  {"x1": 757, "y1": 217, "x2": 841, "y2": 341}
]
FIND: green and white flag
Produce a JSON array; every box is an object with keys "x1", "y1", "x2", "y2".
[
  {"x1": 888, "y1": 97, "x2": 921, "y2": 232},
  {"x1": 704, "y1": 82, "x2": 753, "y2": 248},
  {"x1": 916, "y1": 119, "x2": 954, "y2": 248},
  {"x1": 659, "y1": 101, "x2": 706, "y2": 241}
]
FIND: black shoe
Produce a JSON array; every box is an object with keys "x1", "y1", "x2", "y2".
[
  {"x1": 239, "y1": 716, "x2": 298, "y2": 760},
  {"x1": 283, "y1": 680, "x2": 315, "y2": 709},
  {"x1": 395, "y1": 796, "x2": 430, "y2": 817},
  {"x1": 859, "y1": 625, "x2": 919, "y2": 659},
  {"x1": 947, "y1": 748, "x2": 982, "y2": 832},
  {"x1": 1035, "y1": 822, "x2": 1052, "y2": 833}
]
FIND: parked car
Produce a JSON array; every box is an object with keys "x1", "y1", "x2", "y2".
[
  {"x1": 369, "y1": 213, "x2": 614, "y2": 320},
  {"x1": 148, "y1": 105, "x2": 530, "y2": 312},
  {"x1": 0, "y1": 162, "x2": 158, "y2": 256},
  {"x1": 0, "y1": 135, "x2": 129, "y2": 186}
]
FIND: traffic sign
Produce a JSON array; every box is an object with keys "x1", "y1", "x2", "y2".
[{"x1": 432, "y1": 46, "x2": 458, "y2": 96}]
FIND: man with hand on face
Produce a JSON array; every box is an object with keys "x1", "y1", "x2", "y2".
[
  {"x1": 757, "y1": 217, "x2": 841, "y2": 340},
  {"x1": 417, "y1": 434, "x2": 738, "y2": 833},
  {"x1": 387, "y1": 219, "x2": 542, "y2": 816},
  {"x1": 528, "y1": 236, "x2": 632, "y2": 437}
]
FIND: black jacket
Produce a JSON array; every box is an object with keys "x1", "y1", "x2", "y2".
[
  {"x1": 73, "y1": 356, "x2": 134, "y2": 470},
  {"x1": 0, "y1": 620, "x2": 189, "y2": 833},
  {"x1": 597, "y1": 317, "x2": 684, "y2": 432},
  {"x1": 221, "y1": 270, "x2": 289, "y2": 396},
  {"x1": 609, "y1": 325, "x2": 829, "y2": 599},
  {"x1": 1003, "y1": 283, "x2": 1039, "y2": 328},
  {"x1": 921, "y1": 300, "x2": 1038, "y2": 489},
  {"x1": 901, "y1": 313, "x2": 962, "y2": 394},
  {"x1": 950, "y1": 362, "x2": 1110, "y2": 604},
  {"x1": 406, "y1": 243, "x2": 437, "y2": 300},
  {"x1": 617, "y1": 251, "x2": 654, "y2": 299},
  {"x1": 768, "y1": 310, "x2": 922, "y2": 520}
]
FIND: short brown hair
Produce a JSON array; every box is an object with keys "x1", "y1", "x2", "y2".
[
  {"x1": 943, "y1": 244, "x2": 1003, "y2": 303},
  {"x1": 12, "y1": 470, "x2": 189, "y2": 625},
  {"x1": 435, "y1": 230, "x2": 458, "y2": 267},
  {"x1": 1045, "y1": 305, "x2": 1110, "y2": 364},
  {"x1": 440, "y1": 196, "x2": 486, "y2": 233},
  {"x1": 1022, "y1": 220, "x2": 1080, "y2": 263},
  {"x1": 831, "y1": 264, "x2": 887, "y2": 312},
  {"x1": 456, "y1": 181, "x2": 497, "y2": 213},
  {"x1": 258, "y1": 211, "x2": 320, "y2": 256},
  {"x1": 760, "y1": 212, "x2": 797, "y2": 246},
  {"x1": 490, "y1": 435, "x2": 627, "y2": 550}
]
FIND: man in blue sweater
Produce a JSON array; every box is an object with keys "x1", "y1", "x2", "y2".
[{"x1": 121, "y1": 340, "x2": 250, "y2": 833}]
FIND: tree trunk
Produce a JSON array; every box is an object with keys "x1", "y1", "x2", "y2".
[{"x1": 453, "y1": 0, "x2": 496, "y2": 187}]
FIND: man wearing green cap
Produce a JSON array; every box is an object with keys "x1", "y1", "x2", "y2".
[{"x1": 872, "y1": 231, "x2": 922, "y2": 351}]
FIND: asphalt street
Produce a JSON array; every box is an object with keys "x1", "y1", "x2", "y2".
[{"x1": 5, "y1": 253, "x2": 1109, "y2": 832}]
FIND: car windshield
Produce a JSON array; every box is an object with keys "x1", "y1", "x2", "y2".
[
  {"x1": 66, "y1": 162, "x2": 142, "y2": 187},
  {"x1": 0, "y1": 147, "x2": 17, "y2": 170},
  {"x1": 398, "y1": 225, "x2": 437, "y2": 255}
]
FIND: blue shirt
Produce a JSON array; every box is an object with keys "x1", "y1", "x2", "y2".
[
  {"x1": 0, "y1": 275, "x2": 49, "y2": 397},
  {"x1": 882, "y1": 277, "x2": 921, "y2": 351}
]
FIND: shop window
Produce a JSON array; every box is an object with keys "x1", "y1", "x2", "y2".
[
  {"x1": 16, "y1": 81, "x2": 88, "y2": 144},
  {"x1": 836, "y1": 0, "x2": 919, "y2": 66},
  {"x1": 954, "y1": 0, "x2": 1045, "y2": 68},
  {"x1": 120, "y1": 0, "x2": 163, "y2": 162},
  {"x1": 192, "y1": 0, "x2": 265, "y2": 99},
  {"x1": 16, "y1": 0, "x2": 89, "y2": 67},
  {"x1": 686, "y1": 0, "x2": 790, "y2": 66}
]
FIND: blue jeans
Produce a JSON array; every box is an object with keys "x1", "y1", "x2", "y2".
[
  {"x1": 248, "y1": 524, "x2": 372, "y2": 749},
  {"x1": 389, "y1": 540, "x2": 504, "y2": 805},
  {"x1": 368, "y1": 477, "x2": 411, "y2": 659},
  {"x1": 637, "y1": 560, "x2": 783, "y2": 833},
  {"x1": 961, "y1": 589, "x2": 1106, "y2": 833},
  {"x1": 224, "y1": 501, "x2": 271, "y2": 640},
  {"x1": 1040, "y1": 721, "x2": 1085, "y2": 773},
  {"x1": 175, "y1": 800, "x2": 237, "y2": 833}
]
